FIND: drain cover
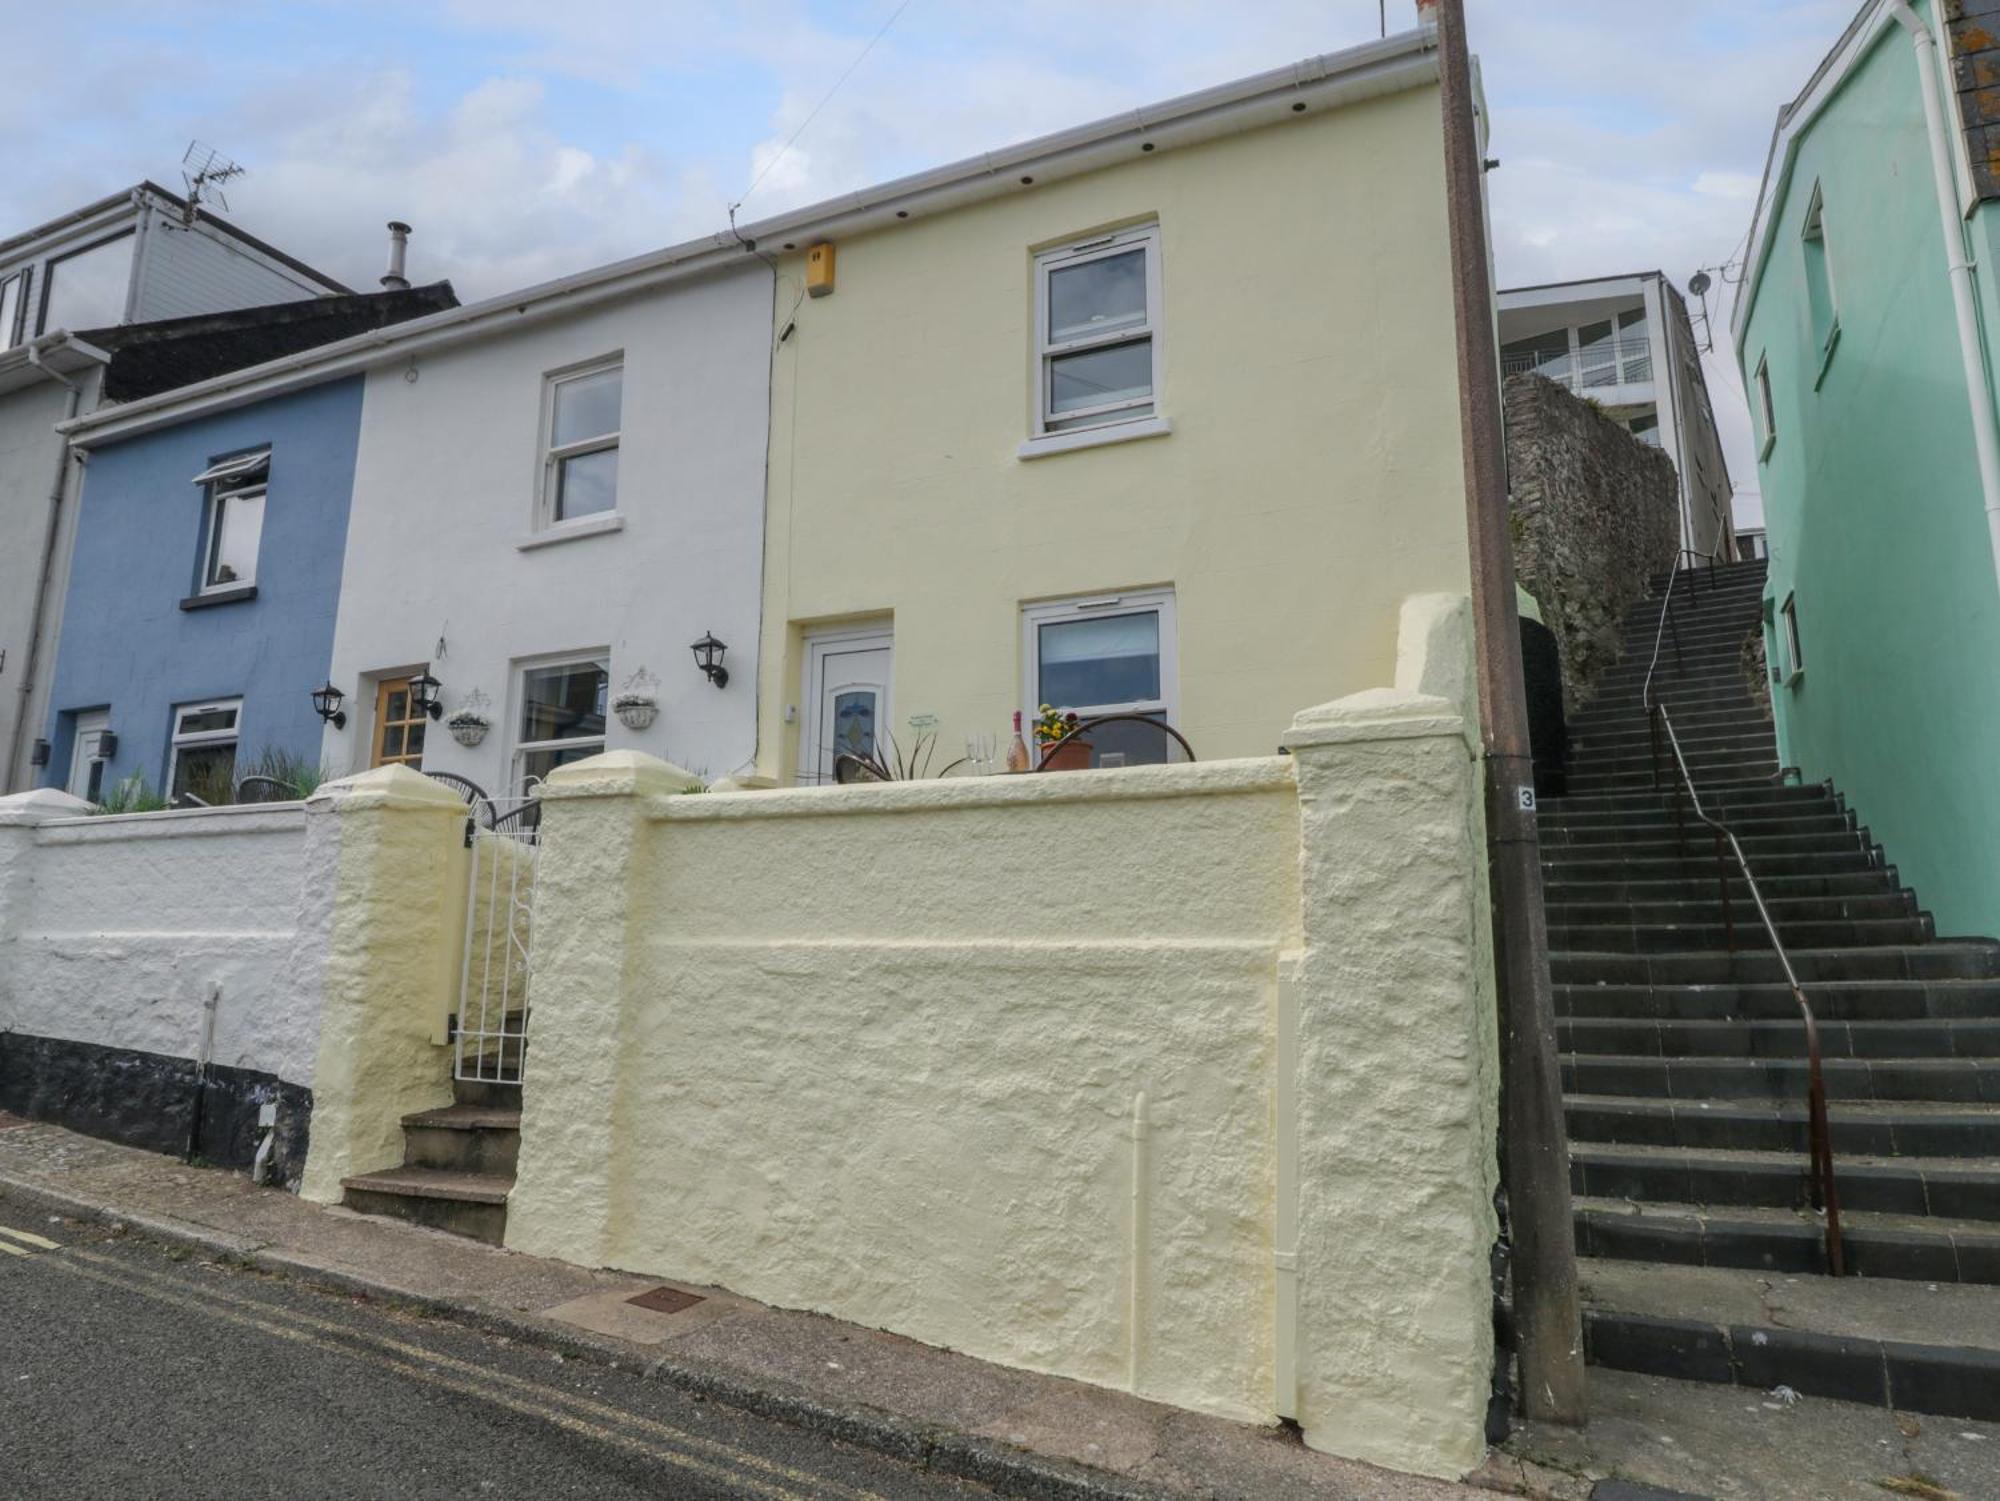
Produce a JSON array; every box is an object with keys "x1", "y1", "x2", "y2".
[{"x1": 627, "y1": 1285, "x2": 704, "y2": 1316}]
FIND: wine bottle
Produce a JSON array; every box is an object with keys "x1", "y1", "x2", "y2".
[{"x1": 1006, "y1": 710, "x2": 1031, "y2": 773}]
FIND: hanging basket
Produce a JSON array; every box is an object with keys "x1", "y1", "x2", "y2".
[
  {"x1": 614, "y1": 697, "x2": 659, "y2": 732},
  {"x1": 447, "y1": 715, "x2": 490, "y2": 747}
]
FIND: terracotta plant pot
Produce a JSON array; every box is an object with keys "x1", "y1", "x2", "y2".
[{"x1": 1039, "y1": 738, "x2": 1093, "y2": 771}]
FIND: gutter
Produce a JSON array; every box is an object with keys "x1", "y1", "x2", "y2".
[
  {"x1": 1886, "y1": 0, "x2": 2000, "y2": 600},
  {"x1": 5, "y1": 336, "x2": 105, "y2": 791},
  {"x1": 61, "y1": 28, "x2": 1439, "y2": 449}
]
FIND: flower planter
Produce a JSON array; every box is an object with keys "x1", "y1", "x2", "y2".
[
  {"x1": 447, "y1": 717, "x2": 489, "y2": 748},
  {"x1": 1039, "y1": 738, "x2": 1093, "y2": 772},
  {"x1": 615, "y1": 699, "x2": 659, "y2": 732}
]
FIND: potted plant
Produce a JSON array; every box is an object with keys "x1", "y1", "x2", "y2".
[
  {"x1": 614, "y1": 667, "x2": 661, "y2": 731},
  {"x1": 1034, "y1": 705, "x2": 1091, "y2": 771}
]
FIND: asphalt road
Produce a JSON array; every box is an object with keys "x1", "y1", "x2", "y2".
[{"x1": 0, "y1": 1217, "x2": 993, "y2": 1499}]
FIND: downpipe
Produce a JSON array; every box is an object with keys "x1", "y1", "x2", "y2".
[
  {"x1": 1888, "y1": 1, "x2": 2000, "y2": 600},
  {"x1": 184, "y1": 983, "x2": 219, "y2": 1165}
]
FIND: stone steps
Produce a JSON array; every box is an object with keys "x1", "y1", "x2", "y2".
[{"x1": 341, "y1": 1066, "x2": 522, "y2": 1245}]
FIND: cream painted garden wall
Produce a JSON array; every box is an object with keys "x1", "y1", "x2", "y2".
[{"x1": 509, "y1": 595, "x2": 1500, "y2": 1480}]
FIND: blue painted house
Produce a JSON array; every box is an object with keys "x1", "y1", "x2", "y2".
[{"x1": 42, "y1": 377, "x2": 368, "y2": 802}]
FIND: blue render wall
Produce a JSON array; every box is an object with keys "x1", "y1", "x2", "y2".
[{"x1": 42, "y1": 377, "x2": 364, "y2": 795}]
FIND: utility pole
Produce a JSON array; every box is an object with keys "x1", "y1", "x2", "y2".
[{"x1": 1431, "y1": 0, "x2": 1587, "y2": 1424}]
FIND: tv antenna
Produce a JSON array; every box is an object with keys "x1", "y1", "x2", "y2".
[
  {"x1": 1684, "y1": 264, "x2": 1739, "y2": 354},
  {"x1": 179, "y1": 142, "x2": 246, "y2": 225}
]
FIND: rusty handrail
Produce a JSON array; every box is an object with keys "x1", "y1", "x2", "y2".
[
  {"x1": 1032, "y1": 713, "x2": 1197, "y2": 771},
  {"x1": 1643, "y1": 569, "x2": 1846, "y2": 1276}
]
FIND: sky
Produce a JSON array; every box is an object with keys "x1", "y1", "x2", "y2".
[{"x1": 4, "y1": 0, "x2": 1861, "y2": 515}]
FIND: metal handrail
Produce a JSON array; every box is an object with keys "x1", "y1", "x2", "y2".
[
  {"x1": 1642, "y1": 564, "x2": 1847, "y2": 1276},
  {"x1": 1500, "y1": 336, "x2": 1654, "y2": 385}
]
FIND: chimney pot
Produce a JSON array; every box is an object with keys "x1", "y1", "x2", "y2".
[{"x1": 381, "y1": 221, "x2": 412, "y2": 291}]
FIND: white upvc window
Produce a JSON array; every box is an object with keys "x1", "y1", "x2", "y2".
[
  {"x1": 1754, "y1": 354, "x2": 1776, "y2": 461},
  {"x1": 1020, "y1": 587, "x2": 1179, "y2": 767},
  {"x1": 168, "y1": 699, "x2": 241, "y2": 802},
  {"x1": 191, "y1": 449, "x2": 270, "y2": 593},
  {"x1": 539, "y1": 358, "x2": 623, "y2": 527},
  {"x1": 1032, "y1": 225, "x2": 1162, "y2": 439},
  {"x1": 512, "y1": 653, "x2": 610, "y2": 793},
  {"x1": 1780, "y1": 592, "x2": 1804, "y2": 685}
]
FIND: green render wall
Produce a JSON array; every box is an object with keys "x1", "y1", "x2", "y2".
[{"x1": 1739, "y1": 5, "x2": 2000, "y2": 937}]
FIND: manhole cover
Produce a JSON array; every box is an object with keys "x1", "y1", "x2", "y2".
[{"x1": 627, "y1": 1285, "x2": 704, "y2": 1316}]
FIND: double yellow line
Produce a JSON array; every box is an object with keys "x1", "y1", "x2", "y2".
[
  {"x1": 16, "y1": 1243, "x2": 893, "y2": 1501},
  {"x1": 0, "y1": 1222, "x2": 58, "y2": 1256}
]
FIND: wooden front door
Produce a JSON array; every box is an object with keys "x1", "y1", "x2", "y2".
[{"x1": 372, "y1": 677, "x2": 429, "y2": 769}]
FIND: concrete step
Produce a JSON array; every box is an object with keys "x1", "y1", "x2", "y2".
[
  {"x1": 1554, "y1": 979, "x2": 2000, "y2": 1024},
  {"x1": 340, "y1": 1167, "x2": 512, "y2": 1244},
  {"x1": 1543, "y1": 848, "x2": 1881, "y2": 883},
  {"x1": 1565, "y1": 769, "x2": 1783, "y2": 795},
  {"x1": 1544, "y1": 870, "x2": 1902, "y2": 906},
  {"x1": 1540, "y1": 811, "x2": 1855, "y2": 846},
  {"x1": 1578, "y1": 1256, "x2": 2000, "y2": 1420},
  {"x1": 1541, "y1": 783, "x2": 1828, "y2": 818},
  {"x1": 1562, "y1": 1051, "x2": 2000, "y2": 1104},
  {"x1": 1547, "y1": 917, "x2": 1934, "y2": 954},
  {"x1": 1549, "y1": 892, "x2": 1913, "y2": 928},
  {"x1": 1566, "y1": 723, "x2": 1777, "y2": 758},
  {"x1": 1550, "y1": 943, "x2": 2000, "y2": 985},
  {"x1": 452, "y1": 1074, "x2": 522, "y2": 1108},
  {"x1": 1571, "y1": 1143, "x2": 2000, "y2": 1221},
  {"x1": 1559, "y1": 1015, "x2": 2000, "y2": 1061},
  {"x1": 1564, "y1": 1093, "x2": 2000, "y2": 1157},
  {"x1": 1574, "y1": 1195, "x2": 2000, "y2": 1285},
  {"x1": 401, "y1": 1103, "x2": 522, "y2": 1176},
  {"x1": 1544, "y1": 827, "x2": 1867, "y2": 860}
]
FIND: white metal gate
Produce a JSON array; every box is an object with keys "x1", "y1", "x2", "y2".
[{"x1": 455, "y1": 798, "x2": 539, "y2": 1083}]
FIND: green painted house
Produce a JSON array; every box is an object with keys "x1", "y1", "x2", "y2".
[{"x1": 1735, "y1": 0, "x2": 2000, "y2": 935}]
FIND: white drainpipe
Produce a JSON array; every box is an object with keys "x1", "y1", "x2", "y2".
[{"x1": 1889, "y1": 1, "x2": 2000, "y2": 596}]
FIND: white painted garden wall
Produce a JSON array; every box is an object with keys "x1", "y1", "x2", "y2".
[{"x1": 0, "y1": 796, "x2": 321, "y2": 1086}]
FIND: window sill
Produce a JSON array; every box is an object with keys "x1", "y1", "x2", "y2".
[
  {"x1": 179, "y1": 585, "x2": 258, "y2": 611},
  {"x1": 516, "y1": 513, "x2": 625, "y2": 551},
  {"x1": 1758, "y1": 432, "x2": 1776, "y2": 464},
  {"x1": 1813, "y1": 322, "x2": 1841, "y2": 390},
  {"x1": 1780, "y1": 669, "x2": 1805, "y2": 690},
  {"x1": 1017, "y1": 416, "x2": 1172, "y2": 461}
]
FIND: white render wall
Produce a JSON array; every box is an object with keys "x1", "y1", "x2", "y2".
[
  {"x1": 0, "y1": 799, "x2": 321, "y2": 1086},
  {"x1": 323, "y1": 260, "x2": 774, "y2": 793}
]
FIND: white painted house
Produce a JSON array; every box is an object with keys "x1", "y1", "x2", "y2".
[
  {"x1": 0, "y1": 183, "x2": 346, "y2": 791},
  {"x1": 63, "y1": 242, "x2": 777, "y2": 800}
]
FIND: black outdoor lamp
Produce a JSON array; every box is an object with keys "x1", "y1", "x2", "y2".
[
  {"x1": 407, "y1": 671, "x2": 444, "y2": 720},
  {"x1": 96, "y1": 731, "x2": 118, "y2": 761},
  {"x1": 310, "y1": 681, "x2": 347, "y2": 730},
  {"x1": 690, "y1": 631, "x2": 729, "y2": 689},
  {"x1": 29, "y1": 738, "x2": 49, "y2": 768}
]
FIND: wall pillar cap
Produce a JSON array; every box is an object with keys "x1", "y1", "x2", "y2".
[
  {"x1": 0, "y1": 788, "x2": 94, "y2": 825},
  {"x1": 540, "y1": 749, "x2": 704, "y2": 800},
  {"x1": 307, "y1": 762, "x2": 469, "y2": 815},
  {"x1": 1285, "y1": 688, "x2": 1470, "y2": 749}
]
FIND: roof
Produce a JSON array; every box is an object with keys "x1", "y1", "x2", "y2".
[
  {"x1": 1497, "y1": 270, "x2": 1666, "y2": 300},
  {"x1": 61, "y1": 26, "x2": 1441, "y2": 449},
  {"x1": 0, "y1": 181, "x2": 351, "y2": 295},
  {"x1": 81, "y1": 282, "x2": 459, "y2": 402}
]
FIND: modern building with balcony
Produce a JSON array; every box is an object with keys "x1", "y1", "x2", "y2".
[{"x1": 1499, "y1": 270, "x2": 1735, "y2": 562}]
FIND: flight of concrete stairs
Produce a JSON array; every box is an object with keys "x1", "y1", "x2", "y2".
[{"x1": 1546, "y1": 558, "x2": 2000, "y2": 1422}]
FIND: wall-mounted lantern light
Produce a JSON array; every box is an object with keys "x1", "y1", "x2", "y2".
[
  {"x1": 407, "y1": 671, "x2": 444, "y2": 720},
  {"x1": 311, "y1": 681, "x2": 347, "y2": 730},
  {"x1": 96, "y1": 731, "x2": 118, "y2": 762},
  {"x1": 690, "y1": 632, "x2": 729, "y2": 689},
  {"x1": 29, "y1": 738, "x2": 49, "y2": 768}
]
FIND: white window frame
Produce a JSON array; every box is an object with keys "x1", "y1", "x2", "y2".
[
  {"x1": 1020, "y1": 588, "x2": 1179, "y2": 753},
  {"x1": 1801, "y1": 180, "x2": 1839, "y2": 372},
  {"x1": 1779, "y1": 592, "x2": 1804, "y2": 685},
  {"x1": 191, "y1": 449, "x2": 270, "y2": 594},
  {"x1": 537, "y1": 356, "x2": 624, "y2": 531},
  {"x1": 510, "y1": 650, "x2": 611, "y2": 794},
  {"x1": 1754, "y1": 354, "x2": 1776, "y2": 461},
  {"x1": 167, "y1": 698, "x2": 242, "y2": 799},
  {"x1": 1031, "y1": 224, "x2": 1163, "y2": 441}
]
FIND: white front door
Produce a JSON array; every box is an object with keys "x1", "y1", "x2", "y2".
[
  {"x1": 801, "y1": 632, "x2": 892, "y2": 784},
  {"x1": 67, "y1": 711, "x2": 111, "y2": 802}
]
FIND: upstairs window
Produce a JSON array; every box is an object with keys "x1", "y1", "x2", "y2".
[
  {"x1": 191, "y1": 449, "x2": 270, "y2": 593},
  {"x1": 169, "y1": 699, "x2": 241, "y2": 802},
  {"x1": 542, "y1": 360, "x2": 622, "y2": 524},
  {"x1": 1754, "y1": 355, "x2": 1776, "y2": 460},
  {"x1": 1034, "y1": 225, "x2": 1161, "y2": 437},
  {"x1": 1780, "y1": 593, "x2": 1805, "y2": 683},
  {"x1": 0, "y1": 271, "x2": 23, "y2": 349},
  {"x1": 39, "y1": 230, "x2": 134, "y2": 334},
  {"x1": 1802, "y1": 183, "x2": 1838, "y2": 361}
]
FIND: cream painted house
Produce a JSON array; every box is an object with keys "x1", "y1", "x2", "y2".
[{"x1": 751, "y1": 29, "x2": 1478, "y2": 782}]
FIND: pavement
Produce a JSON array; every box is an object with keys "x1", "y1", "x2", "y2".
[
  {"x1": 0, "y1": 1112, "x2": 1467, "y2": 1501},
  {"x1": 8, "y1": 1112, "x2": 1995, "y2": 1500}
]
